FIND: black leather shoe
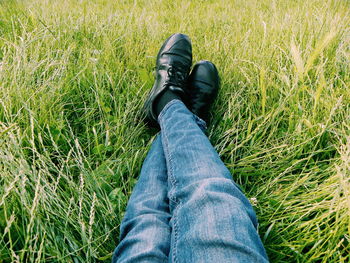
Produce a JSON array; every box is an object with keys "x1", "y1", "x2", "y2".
[
  {"x1": 187, "y1": 60, "x2": 220, "y2": 123},
  {"x1": 143, "y1": 33, "x2": 192, "y2": 126}
]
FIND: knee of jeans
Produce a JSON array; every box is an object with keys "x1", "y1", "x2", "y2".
[
  {"x1": 189, "y1": 163, "x2": 233, "y2": 181},
  {"x1": 189, "y1": 177, "x2": 245, "y2": 200},
  {"x1": 183, "y1": 178, "x2": 258, "y2": 224}
]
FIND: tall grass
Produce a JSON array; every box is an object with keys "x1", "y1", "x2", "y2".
[{"x1": 0, "y1": 0, "x2": 349, "y2": 262}]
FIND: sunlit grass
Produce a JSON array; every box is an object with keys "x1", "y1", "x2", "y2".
[{"x1": 0, "y1": 0, "x2": 349, "y2": 262}]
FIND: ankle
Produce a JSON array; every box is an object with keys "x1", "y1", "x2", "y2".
[{"x1": 155, "y1": 90, "x2": 181, "y2": 117}]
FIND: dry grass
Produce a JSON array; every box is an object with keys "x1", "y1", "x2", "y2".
[{"x1": 0, "y1": 0, "x2": 349, "y2": 262}]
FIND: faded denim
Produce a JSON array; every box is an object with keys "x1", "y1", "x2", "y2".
[{"x1": 113, "y1": 100, "x2": 268, "y2": 263}]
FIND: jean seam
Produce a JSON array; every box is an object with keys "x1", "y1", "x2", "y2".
[
  {"x1": 162, "y1": 134, "x2": 180, "y2": 263},
  {"x1": 172, "y1": 206, "x2": 179, "y2": 263},
  {"x1": 160, "y1": 122, "x2": 178, "y2": 205},
  {"x1": 159, "y1": 103, "x2": 181, "y2": 263}
]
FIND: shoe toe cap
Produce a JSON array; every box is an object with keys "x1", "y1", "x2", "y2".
[
  {"x1": 158, "y1": 33, "x2": 192, "y2": 63},
  {"x1": 190, "y1": 60, "x2": 219, "y2": 87}
]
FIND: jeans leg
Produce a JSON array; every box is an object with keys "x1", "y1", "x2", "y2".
[
  {"x1": 158, "y1": 100, "x2": 269, "y2": 263},
  {"x1": 113, "y1": 134, "x2": 171, "y2": 263}
]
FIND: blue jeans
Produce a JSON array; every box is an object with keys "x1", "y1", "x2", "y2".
[{"x1": 113, "y1": 100, "x2": 268, "y2": 263}]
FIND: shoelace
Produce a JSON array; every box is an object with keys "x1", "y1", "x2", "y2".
[{"x1": 164, "y1": 63, "x2": 188, "y2": 88}]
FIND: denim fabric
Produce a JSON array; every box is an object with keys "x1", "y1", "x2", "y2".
[
  {"x1": 112, "y1": 135, "x2": 171, "y2": 263},
  {"x1": 113, "y1": 99, "x2": 269, "y2": 263}
]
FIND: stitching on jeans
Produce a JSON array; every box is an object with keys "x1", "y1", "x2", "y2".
[
  {"x1": 161, "y1": 119, "x2": 179, "y2": 263},
  {"x1": 159, "y1": 101, "x2": 181, "y2": 263},
  {"x1": 162, "y1": 126, "x2": 176, "y2": 199},
  {"x1": 160, "y1": 103, "x2": 179, "y2": 205},
  {"x1": 172, "y1": 206, "x2": 179, "y2": 263}
]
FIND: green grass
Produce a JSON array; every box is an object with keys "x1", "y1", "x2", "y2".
[{"x1": 0, "y1": 0, "x2": 349, "y2": 262}]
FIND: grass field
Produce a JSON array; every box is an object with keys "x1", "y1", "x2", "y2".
[{"x1": 0, "y1": 0, "x2": 349, "y2": 262}]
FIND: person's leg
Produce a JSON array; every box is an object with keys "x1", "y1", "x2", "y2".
[
  {"x1": 114, "y1": 33, "x2": 192, "y2": 263},
  {"x1": 159, "y1": 100, "x2": 269, "y2": 263},
  {"x1": 112, "y1": 135, "x2": 171, "y2": 263}
]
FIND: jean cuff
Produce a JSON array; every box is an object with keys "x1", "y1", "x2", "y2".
[
  {"x1": 158, "y1": 99, "x2": 207, "y2": 131},
  {"x1": 157, "y1": 99, "x2": 182, "y2": 122}
]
